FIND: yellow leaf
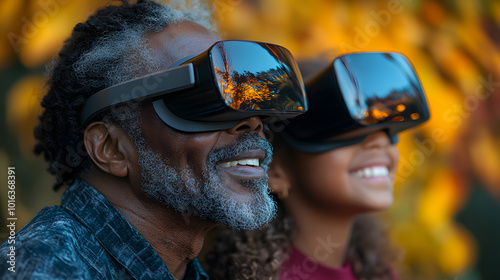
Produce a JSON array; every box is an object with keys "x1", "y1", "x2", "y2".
[
  {"x1": 6, "y1": 75, "x2": 46, "y2": 159},
  {"x1": 19, "y1": 0, "x2": 109, "y2": 68},
  {"x1": 438, "y1": 224, "x2": 476, "y2": 275},
  {"x1": 469, "y1": 127, "x2": 500, "y2": 192},
  {"x1": 417, "y1": 169, "x2": 461, "y2": 227}
]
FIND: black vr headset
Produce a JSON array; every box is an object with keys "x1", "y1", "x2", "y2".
[
  {"x1": 279, "y1": 52, "x2": 430, "y2": 153},
  {"x1": 81, "y1": 40, "x2": 308, "y2": 132}
]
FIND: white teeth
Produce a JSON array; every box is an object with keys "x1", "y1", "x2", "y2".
[
  {"x1": 353, "y1": 166, "x2": 389, "y2": 178},
  {"x1": 219, "y1": 158, "x2": 260, "y2": 167}
]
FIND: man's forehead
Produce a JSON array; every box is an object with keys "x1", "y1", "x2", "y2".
[{"x1": 148, "y1": 20, "x2": 221, "y2": 69}]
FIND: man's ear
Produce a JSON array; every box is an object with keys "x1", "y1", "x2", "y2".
[
  {"x1": 83, "y1": 122, "x2": 133, "y2": 177},
  {"x1": 268, "y1": 159, "x2": 292, "y2": 197}
]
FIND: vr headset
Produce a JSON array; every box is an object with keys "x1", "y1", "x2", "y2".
[
  {"x1": 81, "y1": 40, "x2": 308, "y2": 132},
  {"x1": 279, "y1": 52, "x2": 430, "y2": 153}
]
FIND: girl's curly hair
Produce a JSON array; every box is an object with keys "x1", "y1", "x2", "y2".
[
  {"x1": 205, "y1": 200, "x2": 294, "y2": 280},
  {"x1": 33, "y1": 0, "x2": 195, "y2": 190},
  {"x1": 205, "y1": 200, "x2": 399, "y2": 279}
]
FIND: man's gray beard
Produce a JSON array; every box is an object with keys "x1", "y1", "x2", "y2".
[{"x1": 137, "y1": 133, "x2": 277, "y2": 230}]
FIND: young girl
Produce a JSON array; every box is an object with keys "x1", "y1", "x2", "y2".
[{"x1": 205, "y1": 52, "x2": 430, "y2": 280}]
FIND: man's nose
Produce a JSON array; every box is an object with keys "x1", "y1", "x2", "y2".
[{"x1": 227, "y1": 116, "x2": 265, "y2": 137}]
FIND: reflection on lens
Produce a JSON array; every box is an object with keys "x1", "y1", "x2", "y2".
[
  {"x1": 335, "y1": 52, "x2": 427, "y2": 126},
  {"x1": 391, "y1": 116, "x2": 405, "y2": 122},
  {"x1": 210, "y1": 41, "x2": 306, "y2": 112}
]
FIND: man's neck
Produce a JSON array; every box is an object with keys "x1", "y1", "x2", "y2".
[
  {"x1": 83, "y1": 173, "x2": 214, "y2": 279},
  {"x1": 116, "y1": 203, "x2": 213, "y2": 279}
]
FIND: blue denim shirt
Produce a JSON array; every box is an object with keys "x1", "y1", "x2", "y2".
[{"x1": 0, "y1": 180, "x2": 209, "y2": 280}]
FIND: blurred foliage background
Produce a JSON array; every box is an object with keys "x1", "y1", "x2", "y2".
[{"x1": 1, "y1": 0, "x2": 500, "y2": 279}]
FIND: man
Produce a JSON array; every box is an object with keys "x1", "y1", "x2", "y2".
[{"x1": 0, "y1": 1, "x2": 307, "y2": 279}]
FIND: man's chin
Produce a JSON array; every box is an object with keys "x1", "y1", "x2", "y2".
[{"x1": 217, "y1": 189, "x2": 277, "y2": 230}]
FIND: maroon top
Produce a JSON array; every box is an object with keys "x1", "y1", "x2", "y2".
[{"x1": 280, "y1": 246, "x2": 358, "y2": 280}]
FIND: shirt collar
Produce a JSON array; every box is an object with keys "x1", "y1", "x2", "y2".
[{"x1": 61, "y1": 179, "x2": 208, "y2": 280}]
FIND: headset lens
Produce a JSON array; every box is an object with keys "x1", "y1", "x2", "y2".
[
  {"x1": 210, "y1": 41, "x2": 307, "y2": 113},
  {"x1": 335, "y1": 52, "x2": 427, "y2": 126}
]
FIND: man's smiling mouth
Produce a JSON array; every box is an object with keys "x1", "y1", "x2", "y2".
[
  {"x1": 215, "y1": 149, "x2": 267, "y2": 180},
  {"x1": 216, "y1": 149, "x2": 266, "y2": 169},
  {"x1": 219, "y1": 158, "x2": 260, "y2": 167},
  {"x1": 206, "y1": 133, "x2": 273, "y2": 178}
]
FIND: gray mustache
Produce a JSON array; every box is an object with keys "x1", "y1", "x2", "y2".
[{"x1": 207, "y1": 133, "x2": 273, "y2": 171}]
